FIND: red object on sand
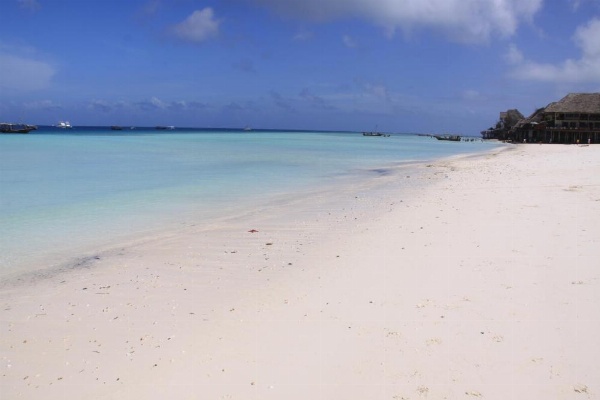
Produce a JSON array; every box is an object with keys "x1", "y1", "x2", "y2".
[{"x1": 248, "y1": 229, "x2": 259, "y2": 233}]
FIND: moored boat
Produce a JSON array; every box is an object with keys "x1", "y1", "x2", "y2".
[
  {"x1": 0, "y1": 123, "x2": 37, "y2": 134},
  {"x1": 434, "y1": 135, "x2": 461, "y2": 141},
  {"x1": 363, "y1": 132, "x2": 390, "y2": 137}
]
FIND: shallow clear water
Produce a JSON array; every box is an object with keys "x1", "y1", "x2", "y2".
[{"x1": 0, "y1": 127, "x2": 500, "y2": 276}]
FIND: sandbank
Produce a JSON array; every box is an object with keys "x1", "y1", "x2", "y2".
[{"x1": 1, "y1": 144, "x2": 599, "y2": 399}]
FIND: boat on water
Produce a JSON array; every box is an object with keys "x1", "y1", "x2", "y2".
[
  {"x1": 363, "y1": 123, "x2": 390, "y2": 137},
  {"x1": 434, "y1": 135, "x2": 461, "y2": 141},
  {"x1": 363, "y1": 132, "x2": 390, "y2": 137},
  {"x1": 0, "y1": 123, "x2": 37, "y2": 134},
  {"x1": 155, "y1": 126, "x2": 175, "y2": 130},
  {"x1": 56, "y1": 121, "x2": 72, "y2": 129}
]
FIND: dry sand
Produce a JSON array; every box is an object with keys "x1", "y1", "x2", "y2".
[{"x1": 1, "y1": 144, "x2": 599, "y2": 399}]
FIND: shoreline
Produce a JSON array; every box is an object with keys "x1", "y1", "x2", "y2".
[
  {"x1": 0, "y1": 145, "x2": 502, "y2": 285},
  {"x1": 1, "y1": 144, "x2": 598, "y2": 399},
  {"x1": 1, "y1": 130, "x2": 503, "y2": 282}
]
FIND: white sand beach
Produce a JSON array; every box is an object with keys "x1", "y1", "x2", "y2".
[{"x1": 1, "y1": 144, "x2": 599, "y2": 399}]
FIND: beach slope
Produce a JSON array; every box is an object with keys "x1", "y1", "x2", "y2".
[{"x1": 1, "y1": 144, "x2": 599, "y2": 399}]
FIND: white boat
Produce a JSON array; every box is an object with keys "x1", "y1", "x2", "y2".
[{"x1": 56, "y1": 121, "x2": 72, "y2": 129}]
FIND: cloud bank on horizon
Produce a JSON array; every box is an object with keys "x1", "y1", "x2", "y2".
[{"x1": 1, "y1": 0, "x2": 599, "y2": 132}]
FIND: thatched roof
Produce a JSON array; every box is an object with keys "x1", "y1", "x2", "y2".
[
  {"x1": 544, "y1": 93, "x2": 600, "y2": 114},
  {"x1": 511, "y1": 107, "x2": 545, "y2": 130},
  {"x1": 502, "y1": 109, "x2": 524, "y2": 127}
]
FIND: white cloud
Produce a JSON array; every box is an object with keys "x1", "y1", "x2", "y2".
[
  {"x1": 569, "y1": 0, "x2": 600, "y2": 10},
  {"x1": 342, "y1": 35, "x2": 357, "y2": 48},
  {"x1": 132, "y1": 97, "x2": 209, "y2": 112},
  {"x1": 363, "y1": 83, "x2": 389, "y2": 100},
  {"x1": 142, "y1": 0, "x2": 161, "y2": 15},
  {"x1": 293, "y1": 31, "x2": 313, "y2": 41},
  {"x1": 0, "y1": 52, "x2": 56, "y2": 92},
  {"x1": 168, "y1": 100, "x2": 208, "y2": 111},
  {"x1": 575, "y1": 17, "x2": 600, "y2": 57},
  {"x1": 23, "y1": 100, "x2": 62, "y2": 110},
  {"x1": 509, "y1": 18, "x2": 600, "y2": 83},
  {"x1": 172, "y1": 8, "x2": 220, "y2": 43},
  {"x1": 18, "y1": 0, "x2": 41, "y2": 12},
  {"x1": 134, "y1": 97, "x2": 168, "y2": 111},
  {"x1": 462, "y1": 90, "x2": 482, "y2": 101},
  {"x1": 150, "y1": 97, "x2": 167, "y2": 109},
  {"x1": 88, "y1": 99, "x2": 114, "y2": 112},
  {"x1": 570, "y1": 0, "x2": 583, "y2": 9},
  {"x1": 505, "y1": 43, "x2": 524, "y2": 65},
  {"x1": 249, "y1": 0, "x2": 542, "y2": 43}
]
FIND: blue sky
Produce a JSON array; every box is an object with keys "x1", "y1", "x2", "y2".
[{"x1": 1, "y1": 0, "x2": 599, "y2": 133}]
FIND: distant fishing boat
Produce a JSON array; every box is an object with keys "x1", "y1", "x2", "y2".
[
  {"x1": 434, "y1": 135, "x2": 461, "y2": 141},
  {"x1": 0, "y1": 123, "x2": 37, "y2": 134},
  {"x1": 56, "y1": 121, "x2": 72, "y2": 129},
  {"x1": 363, "y1": 132, "x2": 390, "y2": 137},
  {"x1": 363, "y1": 123, "x2": 389, "y2": 137},
  {"x1": 243, "y1": 126, "x2": 252, "y2": 131}
]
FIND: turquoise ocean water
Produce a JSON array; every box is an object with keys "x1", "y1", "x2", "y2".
[{"x1": 1, "y1": 127, "x2": 500, "y2": 278}]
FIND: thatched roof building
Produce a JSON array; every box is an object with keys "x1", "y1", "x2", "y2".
[
  {"x1": 544, "y1": 93, "x2": 600, "y2": 114},
  {"x1": 480, "y1": 109, "x2": 524, "y2": 139},
  {"x1": 510, "y1": 107, "x2": 545, "y2": 131},
  {"x1": 494, "y1": 93, "x2": 600, "y2": 143}
]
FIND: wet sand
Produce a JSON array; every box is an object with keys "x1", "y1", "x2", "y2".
[{"x1": 1, "y1": 144, "x2": 599, "y2": 399}]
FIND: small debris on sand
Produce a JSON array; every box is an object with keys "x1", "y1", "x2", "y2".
[{"x1": 573, "y1": 384, "x2": 588, "y2": 394}]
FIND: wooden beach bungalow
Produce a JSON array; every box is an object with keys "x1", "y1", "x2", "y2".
[
  {"x1": 510, "y1": 93, "x2": 600, "y2": 144},
  {"x1": 480, "y1": 109, "x2": 524, "y2": 140}
]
